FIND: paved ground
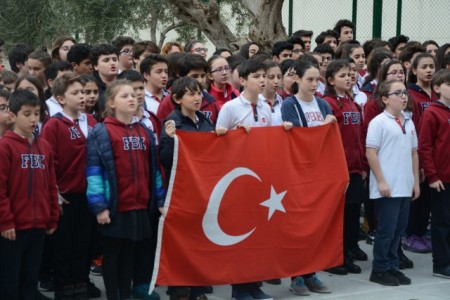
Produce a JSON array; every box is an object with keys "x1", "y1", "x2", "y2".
[{"x1": 42, "y1": 242, "x2": 450, "y2": 299}]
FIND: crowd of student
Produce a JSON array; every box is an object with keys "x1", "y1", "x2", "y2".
[{"x1": 0, "y1": 18, "x2": 449, "y2": 300}]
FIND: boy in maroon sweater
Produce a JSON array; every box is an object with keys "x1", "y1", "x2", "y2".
[
  {"x1": 0, "y1": 89, "x2": 59, "y2": 299},
  {"x1": 419, "y1": 69, "x2": 450, "y2": 278},
  {"x1": 40, "y1": 73, "x2": 97, "y2": 299}
]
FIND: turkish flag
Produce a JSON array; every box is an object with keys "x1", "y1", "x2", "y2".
[{"x1": 153, "y1": 123, "x2": 349, "y2": 286}]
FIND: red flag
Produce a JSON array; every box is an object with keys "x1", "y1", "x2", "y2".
[{"x1": 153, "y1": 123, "x2": 349, "y2": 286}]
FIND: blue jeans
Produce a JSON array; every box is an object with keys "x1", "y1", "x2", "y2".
[{"x1": 372, "y1": 197, "x2": 410, "y2": 272}]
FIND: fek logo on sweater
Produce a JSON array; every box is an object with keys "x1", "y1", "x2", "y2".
[
  {"x1": 343, "y1": 112, "x2": 361, "y2": 125},
  {"x1": 21, "y1": 154, "x2": 45, "y2": 169},
  {"x1": 122, "y1": 137, "x2": 146, "y2": 150},
  {"x1": 69, "y1": 126, "x2": 82, "y2": 139}
]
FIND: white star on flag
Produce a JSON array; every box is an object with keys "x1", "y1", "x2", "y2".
[{"x1": 260, "y1": 186, "x2": 287, "y2": 220}]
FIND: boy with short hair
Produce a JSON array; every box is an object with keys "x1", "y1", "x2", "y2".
[
  {"x1": 315, "y1": 30, "x2": 339, "y2": 51},
  {"x1": 67, "y1": 43, "x2": 93, "y2": 75},
  {"x1": 133, "y1": 41, "x2": 160, "y2": 74},
  {"x1": 90, "y1": 43, "x2": 119, "y2": 118},
  {"x1": 0, "y1": 89, "x2": 59, "y2": 299},
  {"x1": 112, "y1": 35, "x2": 135, "y2": 73},
  {"x1": 41, "y1": 73, "x2": 97, "y2": 299},
  {"x1": 140, "y1": 54, "x2": 169, "y2": 114},
  {"x1": 216, "y1": 59, "x2": 292, "y2": 300},
  {"x1": 292, "y1": 30, "x2": 313, "y2": 52},
  {"x1": 8, "y1": 43, "x2": 34, "y2": 76},
  {"x1": 0, "y1": 89, "x2": 11, "y2": 136},
  {"x1": 157, "y1": 53, "x2": 220, "y2": 124},
  {"x1": 419, "y1": 69, "x2": 450, "y2": 278},
  {"x1": 1, "y1": 70, "x2": 19, "y2": 92},
  {"x1": 333, "y1": 19, "x2": 355, "y2": 45},
  {"x1": 272, "y1": 41, "x2": 293, "y2": 63},
  {"x1": 44, "y1": 61, "x2": 73, "y2": 116}
]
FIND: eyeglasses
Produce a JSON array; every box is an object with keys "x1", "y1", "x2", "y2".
[
  {"x1": 211, "y1": 66, "x2": 230, "y2": 73},
  {"x1": 292, "y1": 49, "x2": 304, "y2": 54},
  {"x1": 0, "y1": 104, "x2": 9, "y2": 112},
  {"x1": 194, "y1": 48, "x2": 208, "y2": 53},
  {"x1": 388, "y1": 90, "x2": 409, "y2": 97},
  {"x1": 387, "y1": 70, "x2": 405, "y2": 76},
  {"x1": 120, "y1": 49, "x2": 133, "y2": 55}
]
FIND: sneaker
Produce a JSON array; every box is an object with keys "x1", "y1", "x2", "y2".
[
  {"x1": 422, "y1": 235, "x2": 432, "y2": 251},
  {"x1": 345, "y1": 260, "x2": 362, "y2": 274},
  {"x1": 39, "y1": 280, "x2": 54, "y2": 292},
  {"x1": 289, "y1": 276, "x2": 311, "y2": 296},
  {"x1": 366, "y1": 230, "x2": 375, "y2": 245},
  {"x1": 403, "y1": 235, "x2": 429, "y2": 253},
  {"x1": 233, "y1": 290, "x2": 254, "y2": 300},
  {"x1": 433, "y1": 266, "x2": 450, "y2": 279},
  {"x1": 265, "y1": 279, "x2": 281, "y2": 285},
  {"x1": 389, "y1": 270, "x2": 411, "y2": 285},
  {"x1": 325, "y1": 265, "x2": 348, "y2": 275},
  {"x1": 249, "y1": 287, "x2": 273, "y2": 300},
  {"x1": 87, "y1": 280, "x2": 101, "y2": 298},
  {"x1": 132, "y1": 284, "x2": 160, "y2": 300},
  {"x1": 349, "y1": 246, "x2": 368, "y2": 261},
  {"x1": 370, "y1": 271, "x2": 399, "y2": 286},
  {"x1": 90, "y1": 256, "x2": 103, "y2": 276},
  {"x1": 304, "y1": 275, "x2": 331, "y2": 293},
  {"x1": 398, "y1": 248, "x2": 414, "y2": 269}
]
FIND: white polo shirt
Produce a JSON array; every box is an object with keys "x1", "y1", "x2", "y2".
[
  {"x1": 258, "y1": 93, "x2": 283, "y2": 126},
  {"x1": 144, "y1": 88, "x2": 169, "y2": 115},
  {"x1": 46, "y1": 96, "x2": 63, "y2": 117},
  {"x1": 366, "y1": 111, "x2": 418, "y2": 199},
  {"x1": 216, "y1": 93, "x2": 272, "y2": 129}
]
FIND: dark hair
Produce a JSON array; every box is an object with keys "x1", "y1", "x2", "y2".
[
  {"x1": 213, "y1": 48, "x2": 232, "y2": 57},
  {"x1": 67, "y1": 43, "x2": 92, "y2": 65},
  {"x1": 227, "y1": 54, "x2": 246, "y2": 71},
  {"x1": 171, "y1": 77, "x2": 202, "y2": 109},
  {"x1": 90, "y1": 44, "x2": 119, "y2": 67},
  {"x1": 8, "y1": 89, "x2": 41, "y2": 114},
  {"x1": 44, "y1": 61, "x2": 73, "y2": 82},
  {"x1": 291, "y1": 60, "x2": 318, "y2": 94},
  {"x1": 398, "y1": 41, "x2": 425, "y2": 63},
  {"x1": 431, "y1": 68, "x2": 450, "y2": 93},
  {"x1": 140, "y1": 54, "x2": 167, "y2": 75},
  {"x1": 362, "y1": 48, "x2": 393, "y2": 87},
  {"x1": 7, "y1": 43, "x2": 34, "y2": 73},
  {"x1": 315, "y1": 30, "x2": 339, "y2": 45},
  {"x1": 117, "y1": 69, "x2": 144, "y2": 82},
  {"x1": 280, "y1": 59, "x2": 295, "y2": 75},
  {"x1": 239, "y1": 42, "x2": 261, "y2": 59},
  {"x1": 178, "y1": 54, "x2": 208, "y2": 77},
  {"x1": 333, "y1": 19, "x2": 355, "y2": 37},
  {"x1": 14, "y1": 75, "x2": 45, "y2": 101},
  {"x1": 422, "y1": 40, "x2": 439, "y2": 51},
  {"x1": 165, "y1": 52, "x2": 185, "y2": 88},
  {"x1": 248, "y1": 51, "x2": 272, "y2": 63},
  {"x1": 0, "y1": 89, "x2": 10, "y2": 100},
  {"x1": 0, "y1": 70, "x2": 18, "y2": 85},
  {"x1": 79, "y1": 74, "x2": 97, "y2": 84},
  {"x1": 52, "y1": 73, "x2": 84, "y2": 99},
  {"x1": 313, "y1": 43, "x2": 335, "y2": 58},
  {"x1": 111, "y1": 35, "x2": 135, "y2": 51},
  {"x1": 298, "y1": 53, "x2": 320, "y2": 70},
  {"x1": 51, "y1": 35, "x2": 76, "y2": 61},
  {"x1": 362, "y1": 39, "x2": 389, "y2": 58},
  {"x1": 237, "y1": 59, "x2": 265, "y2": 79},
  {"x1": 287, "y1": 37, "x2": 305, "y2": 49},
  {"x1": 335, "y1": 40, "x2": 361, "y2": 58},
  {"x1": 292, "y1": 30, "x2": 313, "y2": 38},
  {"x1": 388, "y1": 35, "x2": 409, "y2": 52},
  {"x1": 0, "y1": 38, "x2": 4, "y2": 47},
  {"x1": 272, "y1": 41, "x2": 293, "y2": 57},
  {"x1": 132, "y1": 41, "x2": 160, "y2": 60},
  {"x1": 28, "y1": 50, "x2": 52, "y2": 68},
  {"x1": 184, "y1": 40, "x2": 204, "y2": 53},
  {"x1": 408, "y1": 53, "x2": 435, "y2": 84},
  {"x1": 324, "y1": 59, "x2": 351, "y2": 97},
  {"x1": 436, "y1": 44, "x2": 450, "y2": 71},
  {"x1": 444, "y1": 53, "x2": 450, "y2": 68},
  {"x1": 377, "y1": 79, "x2": 404, "y2": 98},
  {"x1": 263, "y1": 60, "x2": 282, "y2": 73},
  {"x1": 79, "y1": 74, "x2": 100, "y2": 115},
  {"x1": 376, "y1": 59, "x2": 406, "y2": 84}
]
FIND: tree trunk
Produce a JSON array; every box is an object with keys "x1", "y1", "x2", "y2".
[
  {"x1": 166, "y1": 0, "x2": 238, "y2": 50},
  {"x1": 242, "y1": 0, "x2": 287, "y2": 50}
]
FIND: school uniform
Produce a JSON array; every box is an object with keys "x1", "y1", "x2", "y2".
[
  {"x1": 418, "y1": 101, "x2": 450, "y2": 271},
  {"x1": 366, "y1": 111, "x2": 418, "y2": 272},
  {"x1": 144, "y1": 88, "x2": 170, "y2": 115},
  {"x1": 208, "y1": 82, "x2": 240, "y2": 108},
  {"x1": 258, "y1": 93, "x2": 284, "y2": 126},
  {"x1": 281, "y1": 95, "x2": 332, "y2": 127},
  {"x1": 0, "y1": 131, "x2": 59, "y2": 299},
  {"x1": 407, "y1": 83, "x2": 439, "y2": 134}
]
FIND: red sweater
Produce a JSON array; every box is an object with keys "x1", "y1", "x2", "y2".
[
  {"x1": 104, "y1": 117, "x2": 151, "y2": 212},
  {"x1": 157, "y1": 91, "x2": 221, "y2": 125},
  {"x1": 323, "y1": 94, "x2": 365, "y2": 174},
  {"x1": 0, "y1": 131, "x2": 59, "y2": 231},
  {"x1": 208, "y1": 82, "x2": 239, "y2": 108},
  {"x1": 418, "y1": 101, "x2": 450, "y2": 184},
  {"x1": 41, "y1": 113, "x2": 97, "y2": 194},
  {"x1": 407, "y1": 83, "x2": 439, "y2": 132}
]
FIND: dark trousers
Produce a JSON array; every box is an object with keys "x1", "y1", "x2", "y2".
[
  {"x1": 0, "y1": 229, "x2": 45, "y2": 300},
  {"x1": 133, "y1": 214, "x2": 158, "y2": 286},
  {"x1": 407, "y1": 182, "x2": 431, "y2": 236},
  {"x1": 53, "y1": 193, "x2": 92, "y2": 290},
  {"x1": 430, "y1": 184, "x2": 450, "y2": 268},
  {"x1": 103, "y1": 237, "x2": 135, "y2": 300},
  {"x1": 344, "y1": 174, "x2": 365, "y2": 256},
  {"x1": 364, "y1": 176, "x2": 377, "y2": 232},
  {"x1": 372, "y1": 197, "x2": 410, "y2": 272}
]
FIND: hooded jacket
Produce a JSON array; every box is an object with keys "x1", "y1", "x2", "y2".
[{"x1": 0, "y1": 131, "x2": 59, "y2": 231}]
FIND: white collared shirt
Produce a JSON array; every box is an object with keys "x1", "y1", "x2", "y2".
[
  {"x1": 258, "y1": 93, "x2": 283, "y2": 126},
  {"x1": 216, "y1": 93, "x2": 272, "y2": 129},
  {"x1": 46, "y1": 96, "x2": 63, "y2": 117},
  {"x1": 61, "y1": 111, "x2": 88, "y2": 138},
  {"x1": 144, "y1": 88, "x2": 169, "y2": 115}
]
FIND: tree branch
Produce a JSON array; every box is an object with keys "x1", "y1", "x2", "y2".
[{"x1": 158, "y1": 21, "x2": 187, "y2": 48}]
